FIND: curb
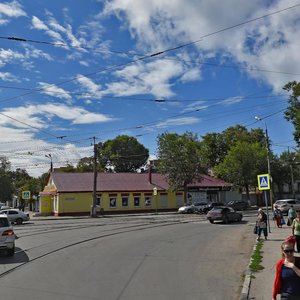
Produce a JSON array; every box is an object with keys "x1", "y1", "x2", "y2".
[{"x1": 240, "y1": 241, "x2": 258, "y2": 300}]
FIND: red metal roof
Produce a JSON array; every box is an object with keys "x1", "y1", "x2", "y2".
[{"x1": 49, "y1": 172, "x2": 231, "y2": 193}]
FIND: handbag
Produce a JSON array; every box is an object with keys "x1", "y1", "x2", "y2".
[
  {"x1": 253, "y1": 225, "x2": 258, "y2": 234},
  {"x1": 287, "y1": 218, "x2": 291, "y2": 226}
]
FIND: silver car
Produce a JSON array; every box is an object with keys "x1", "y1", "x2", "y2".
[
  {"x1": 274, "y1": 199, "x2": 300, "y2": 215},
  {"x1": 0, "y1": 214, "x2": 15, "y2": 256},
  {"x1": 0, "y1": 209, "x2": 30, "y2": 225}
]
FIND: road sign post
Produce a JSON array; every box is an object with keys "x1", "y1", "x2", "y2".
[{"x1": 257, "y1": 174, "x2": 271, "y2": 233}]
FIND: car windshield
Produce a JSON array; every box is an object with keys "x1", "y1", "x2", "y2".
[{"x1": 210, "y1": 208, "x2": 223, "y2": 213}]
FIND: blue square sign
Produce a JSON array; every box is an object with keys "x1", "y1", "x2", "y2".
[{"x1": 257, "y1": 174, "x2": 270, "y2": 190}]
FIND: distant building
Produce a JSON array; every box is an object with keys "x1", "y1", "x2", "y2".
[{"x1": 39, "y1": 172, "x2": 233, "y2": 216}]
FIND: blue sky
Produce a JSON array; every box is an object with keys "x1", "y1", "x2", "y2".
[{"x1": 0, "y1": 0, "x2": 300, "y2": 177}]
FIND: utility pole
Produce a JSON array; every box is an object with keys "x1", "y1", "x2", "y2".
[
  {"x1": 91, "y1": 137, "x2": 98, "y2": 217},
  {"x1": 45, "y1": 154, "x2": 53, "y2": 172},
  {"x1": 255, "y1": 116, "x2": 273, "y2": 210}
]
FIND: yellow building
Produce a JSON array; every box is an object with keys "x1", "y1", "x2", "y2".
[{"x1": 40, "y1": 172, "x2": 231, "y2": 216}]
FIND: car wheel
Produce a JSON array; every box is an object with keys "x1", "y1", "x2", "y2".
[
  {"x1": 16, "y1": 218, "x2": 23, "y2": 225},
  {"x1": 209, "y1": 219, "x2": 214, "y2": 224},
  {"x1": 7, "y1": 246, "x2": 15, "y2": 257},
  {"x1": 223, "y1": 216, "x2": 229, "y2": 224}
]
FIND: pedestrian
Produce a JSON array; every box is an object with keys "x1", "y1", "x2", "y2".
[
  {"x1": 274, "y1": 205, "x2": 283, "y2": 228},
  {"x1": 256, "y1": 208, "x2": 268, "y2": 241},
  {"x1": 292, "y1": 211, "x2": 300, "y2": 253},
  {"x1": 288, "y1": 206, "x2": 297, "y2": 226},
  {"x1": 272, "y1": 241, "x2": 300, "y2": 300}
]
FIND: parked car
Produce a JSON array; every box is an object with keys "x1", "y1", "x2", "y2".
[
  {"x1": 0, "y1": 209, "x2": 30, "y2": 225},
  {"x1": 178, "y1": 204, "x2": 196, "y2": 214},
  {"x1": 207, "y1": 206, "x2": 243, "y2": 224},
  {"x1": 202, "y1": 202, "x2": 225, "y2": 214},
  {"x1": 0, "y1": 214, "x2": 15, "y2": 256},
  {"x1": 227, "y1": 200, "x2": 249, "y2": 211},
  {"x1": 193, "y1": 202, "x2": 209, "y2": 214},
  {"x1": 274, "y1": 199, "x2": 300, "y2": 215}
]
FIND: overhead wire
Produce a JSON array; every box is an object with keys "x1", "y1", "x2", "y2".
[{"x1": 1, "y1": 3, "x2": 299, "y2": 171}]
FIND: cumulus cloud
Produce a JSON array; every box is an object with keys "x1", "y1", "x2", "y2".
[
  {"x1": 103, "y1": 59, "x2": 184, "y2": 98},
  {"x1": 0, "y1": 103, "x2": 114, "y2": 130},
  {"x1": 103, "y1": 0, "x2": 300, "y2": 92}
]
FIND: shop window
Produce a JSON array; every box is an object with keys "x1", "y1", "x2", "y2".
[
  {"x1": 96, "y1": 196, "x2": 101, "y2": 206},
  {"x1": 145, "y1": 196, "x2": 151, "y2": 207},
  {"x1": 134, "y1": 196, "x2": 140, "y2": 207},
  {"x1": 110, "y1": 197, "x2": 117, "y2": 208},
  {"x1": 122, "y1": 197, "x2": 128, "y2": 207}
]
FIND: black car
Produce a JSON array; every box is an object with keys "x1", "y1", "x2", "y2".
[
  {"x1": 207, "y1": 206, "x2": 243, "y2": 224},
  {"x1": 202, "y1": 202, "x2": 224, "y2": 214},
  {"x1": 227, "y1": 200, "x2": 249, "y2": 211}
]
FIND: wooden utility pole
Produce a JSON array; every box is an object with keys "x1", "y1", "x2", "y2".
[{"x1": 91, "y1": 137, "x2": 98, "y2": 217}]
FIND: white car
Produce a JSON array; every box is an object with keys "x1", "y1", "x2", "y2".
[
  {"x1": 178, "y1": 204, "x2": 196, "y2": 214},
  {"x1": 274, "y1": 199, "x2": 300, "y2": 215},
  {"x1": 0, "y1": 214, "x2": 15, "y2": 256},
  {"x1": 0, "y1": 209, "x2": 30, "y2": 225}
]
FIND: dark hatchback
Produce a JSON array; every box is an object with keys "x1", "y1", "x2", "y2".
[
  {"x1": 202, "y1": 202, "x2": 225, "y2": 214},
  {"x1": 207, "y1": 206, "x2": 243, "y2": 224}
]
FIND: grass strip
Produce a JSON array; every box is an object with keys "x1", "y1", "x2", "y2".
[{"x1": 250, "y1": 240, "x2": 264, "y2": 273}]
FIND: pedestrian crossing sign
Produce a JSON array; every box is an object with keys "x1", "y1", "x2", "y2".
[
  {"x1": 22, "y1": 190, "x2": 31, "y2": 200},
  {"x1": 257, "y1": 174, "x2": 270, "y2": 190}
]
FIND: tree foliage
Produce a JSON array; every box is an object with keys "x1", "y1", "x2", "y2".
[
  {"x1": 0, "y1": 157, "x2": 13, "y2": 203},
  {"x1": 200, "y1": 125, "x2": 266, "y2": 168},
  {"x1": 214, "y1": 141, "x2": 267, "y2": 199},
  {"x1": 100, "y1": 135, "x2": 149, "y2": 172},
  {"x1": 283, "y1": 81, "x2": 300, "y2": 145},
  {"x1": 157, "y1": 132, "x2": 204, "y2": 203}
]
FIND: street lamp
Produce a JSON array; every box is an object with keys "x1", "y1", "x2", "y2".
[
  {"x1": 255, "y1": 116, "x2": 273, "y2": 205},
  {"x1": 45, "y1": 154, "x2": 53, "y2": 172}
]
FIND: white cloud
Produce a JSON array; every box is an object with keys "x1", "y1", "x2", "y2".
[
  {"x1": 182, "y1": 101, "x2": 208, "y2": 113},
  {"x1": 31, "y1": 16, "x2": 63, "y2": 42},
  {"x1": 221, "y1": 96, "x2": 244, "y2": 106},
  {"x1": 154, "y1": 116, "x2": 199, "y2": 129},
  {"x1": 38, "y1": 82, "x2": 72, "y2": 101},
  {"x1": 104, "y1": 59, "x2": 184, "y2": 98},
  {"x1": 0, "y1": 103, "x2": 114, "y2": 130},
  {"x1": 0, "y1": 1, "x2": 26, "y2": 18},
  {"x1": 76, "y1": 75, "x2": 102, "y2": 99},
  {"x1": 0, "y1": 71, "x2": 19, "y2": 82},
  {"x1": 103, "y1": 0, "x2": 300, "y2": 92}
]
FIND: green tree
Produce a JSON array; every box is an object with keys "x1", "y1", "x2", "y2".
[
  {"x1": 101, "y1": 135, "x2": 149, "y2": 172},
  {"x1": 283, "y1": 81, "x2": 300, "y2": 145},
  {"x1": 200, "y1": 125, "x2": 266, "y2": 168},
  {"x1": 157, "y1": 132, "x2": 204, "y2": 203},
  {"x1": 214, "y1": 141, "x2": 267, "y2": 200},
  {"x1": 0, "y1": 156, "x2": 14, "y2": 203}
]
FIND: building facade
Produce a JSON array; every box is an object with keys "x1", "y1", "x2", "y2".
[{"x1": 39, "y1": 172, "x2": 232, "y2": 216}]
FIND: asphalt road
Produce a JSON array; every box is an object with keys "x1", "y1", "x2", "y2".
[{"x1": 0, "y1": 213, "x2": 256, "y2": 300}]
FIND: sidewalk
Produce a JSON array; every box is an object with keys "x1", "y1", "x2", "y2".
[{"x1": 244, "y1": 221, "x2": 296, "y2": 300}]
